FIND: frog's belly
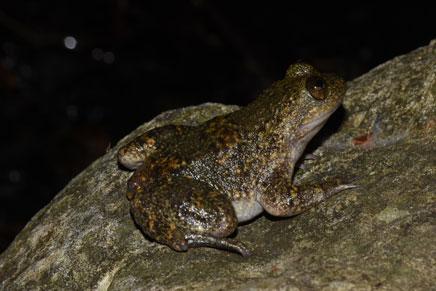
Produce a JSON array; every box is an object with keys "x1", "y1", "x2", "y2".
[{"x1": 231, "y1": 199, "x2": 264, "y2": 223}]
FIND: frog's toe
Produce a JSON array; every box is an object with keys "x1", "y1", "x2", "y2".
[
  {"x1": 186, "y1": 234, "x2": 251, "y2": 257},
  {"x1": 327, "y1": 175, "x2": 360, "y2": 193},
  {"x1": 326, "y1": 183, "x2": 358, "y2": 196},
  {"x1": 297, "y1": 153, "x2": 318, "y2": 169},
  {"x1": 118, "y1": 142, "x2": 147, "y2": 170},
  {"x1": 170, "y1": 240, "x2": 188, "y2": 252}
]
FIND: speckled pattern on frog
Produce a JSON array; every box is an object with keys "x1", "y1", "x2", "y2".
[{"x1": 118, "y1": 63, "x2": 355, "y2": 256}]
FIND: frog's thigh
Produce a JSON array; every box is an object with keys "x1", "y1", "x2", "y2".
[
  {"x1": 130, "y1": 191, "x2": 189, "y2": 252},
  {"x1": 175, "y1": 178, "x2": 239, "y2": 238},
  {"x1": 130, "y1": 177, "x2": 238, "y2": 251}
]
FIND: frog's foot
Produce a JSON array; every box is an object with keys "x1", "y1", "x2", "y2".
[
  {"x1": 118, "y1": 124, "x2": 189, "y2": 170},
  {"x1": 259, "y1": 176, "x2": 358, "y2": 217},
  {"x1": 186, "y1": 234, "x2": 251, "y2": 257},
  {"x1": 118, "y1": 140, "x2": 149, "y2": 170}
]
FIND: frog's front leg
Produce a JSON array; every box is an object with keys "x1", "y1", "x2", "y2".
[
  {"x1": 258, "y1": 172, "x2": 356, "y2": 217},
  {"x1": 118, "y1": 125, "x2": 188, "y2": 170},
  {"x1": 130, "y1": 176, "x2": 251, "y2": 256}
]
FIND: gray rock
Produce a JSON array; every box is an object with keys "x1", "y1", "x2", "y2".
[{"x1": 1, "y1": 40, "x2": 435, "y2": 290}]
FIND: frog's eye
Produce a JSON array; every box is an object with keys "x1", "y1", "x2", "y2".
[{"x1": 306, "y1": 76, "x2": 327, "y2": 100}]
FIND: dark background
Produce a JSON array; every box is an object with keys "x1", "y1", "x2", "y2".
[{"x1": 0, "y1": 1, "x2": 433, "y2": 253}]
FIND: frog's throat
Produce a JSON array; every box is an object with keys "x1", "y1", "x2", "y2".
[
  {"x1": 298, "y1": 105, "x2": 339, "y2": 138},
  {"x1": 287, "y1": 106, "x2": 339, "y2": 168}
]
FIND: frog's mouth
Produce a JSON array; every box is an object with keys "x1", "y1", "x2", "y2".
[{"x1": 298, "y1": 106, "x2": 339, "y2": 139}]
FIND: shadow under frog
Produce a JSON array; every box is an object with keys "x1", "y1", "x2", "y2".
[{"x1": 117, "y1": 63, "x2": 355, "y2": 256}]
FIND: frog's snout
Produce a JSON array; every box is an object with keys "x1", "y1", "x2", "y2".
[{"x1": 325, "y1": 73, "x2": 346, "y2": 99}]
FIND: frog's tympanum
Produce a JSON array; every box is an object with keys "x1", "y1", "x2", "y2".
[{"x1": 118, "y1": 63, "x2": 355, "y2": 256}]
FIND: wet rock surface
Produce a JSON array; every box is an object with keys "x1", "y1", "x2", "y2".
[{"x1": 1, "y1": 40, "x2": 435, "y2": 290}]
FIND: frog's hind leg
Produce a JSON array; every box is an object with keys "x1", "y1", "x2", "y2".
[
  {"x1": 130, "y1": 176, "x2": 251, "y2": 256},
  {"x1": 186, "y1": 234, "x2": 251, "y2": 256},
  {"x1": 130, "y1": 196, "x2": 190, "y2": 252},
  {"x1": 176, "y1": 178, "x2": 251, "y2": 256}
]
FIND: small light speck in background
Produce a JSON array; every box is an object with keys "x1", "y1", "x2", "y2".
[
  {"x1": 64, "y1": 36, "x2": 78, "y2": 50},
  {"x1": 92, "y1": 48, "x2": 104, "y2": 61},
  {"x1": 103, "y1": 51, "x2": 115, "y2": 64},
  {"x1": 92, "y1": 48, "x2": 115, "y2": 64},
  {"x1": 9, "y1": 170, "x2": 22, "y2": 183}
]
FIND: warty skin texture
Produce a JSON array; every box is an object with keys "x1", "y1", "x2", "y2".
[{"x1": 118, "y1": 63, "x2": 354, "y2": 256}]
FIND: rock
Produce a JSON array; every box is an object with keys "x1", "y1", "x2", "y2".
[{"x1": 1, "y1": 40, "x2": 435, "y2": 290}]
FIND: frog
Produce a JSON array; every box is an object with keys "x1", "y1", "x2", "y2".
[{"x1": 117, "y1": 63, "x2": 355, "y2": 256}]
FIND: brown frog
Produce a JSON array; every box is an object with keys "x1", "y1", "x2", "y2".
[{"x1": 118, "y1": 63, "x2": 355, "y2": 256}]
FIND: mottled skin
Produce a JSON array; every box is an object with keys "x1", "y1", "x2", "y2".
[{"x1": 118, "y1": 63, "x2": 355, "y2": 256}]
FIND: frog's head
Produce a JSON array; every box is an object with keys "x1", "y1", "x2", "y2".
[
  {"x1": 245, "y1": 63, "x2": 346, "y2": 163},
  {"x1": 285, "y1": 63, "x2": 345, "y2": 142},
  {"x1": 277, "y1": 63, "x2": 346, "y2": 147}
]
